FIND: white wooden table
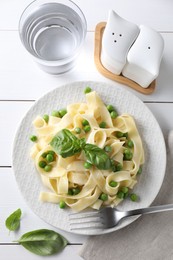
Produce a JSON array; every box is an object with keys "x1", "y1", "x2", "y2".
[{"x1": 1, "y1": 0, "x2": 173, "y2": 259}]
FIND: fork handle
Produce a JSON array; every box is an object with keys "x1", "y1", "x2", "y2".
[{"x1": 124, "y1": 203, "x2": 173, "y2": 218}]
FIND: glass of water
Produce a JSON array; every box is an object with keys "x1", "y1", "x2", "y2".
[{"x1": 19, "y1": 0, "x2": 87, "y2": 74}]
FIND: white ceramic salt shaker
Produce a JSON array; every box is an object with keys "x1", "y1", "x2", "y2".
[
  {"x1": 122, "y1": 25, "x2": 164, "y2": 88},
  {"x1": 101, "y1": 10, "x2": 140, "y2": 75}
]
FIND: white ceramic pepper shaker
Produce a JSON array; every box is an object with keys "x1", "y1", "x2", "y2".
[
  {"x1": 122, "y1": 25, "x2": 164, "y2": 88},
  {"x1": 101, "y1": 10, "x2": 140, "y2": 75}
]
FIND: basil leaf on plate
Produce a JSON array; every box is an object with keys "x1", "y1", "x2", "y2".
[
  {"x1": 50, "y1": 128, "x2": 112, "y2": 170},
  {"x1": 5, "y1": 208, "x2": 22, "y2": 231},
  {"x1": 83, "y1": 143, "x2": 112, "y2": 170},
  {"x1": 17, "y1": 229, "x2": 68, "y2": 256},
  {"x1": 50, "y1": 129, "x2": 85, "y2": 158}
]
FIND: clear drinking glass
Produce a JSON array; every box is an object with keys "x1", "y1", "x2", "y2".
[{"x1": 19, "y1": 0, "x2": 87, "y2": 74}]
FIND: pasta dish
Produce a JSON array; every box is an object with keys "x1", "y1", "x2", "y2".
[{"x1": 30, "y1": 88, "x2": 144, "y2": 212}]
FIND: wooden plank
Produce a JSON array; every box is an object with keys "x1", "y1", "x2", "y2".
[
  {"x1": 1, "y1": 0, "x2": 173, "y2": 31},
  {"x1": 79, "y1": 0, "x2": 173, "y2": 32},
  {"x1": 0, "y1": 101, "x2": 33, "y2": 166},
  {"x1": 0, "y1": 168, "x2": 87, "y2": 244},
  {"x1": 0, "y1": 31, "x2": 173, "y2": 101},
  {"x1": 0, "y1": 31, "x2": 101, "y2": 100},
  {"x1": 0, "y1": 244, "x2": 83, "y2": 260},
  {"x1": 146, "y1": 103, "x2": 173, "y2": 137}
]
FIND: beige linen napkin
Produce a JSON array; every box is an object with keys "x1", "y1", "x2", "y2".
[{"x1": 80, "y1": 131, "x2": 173, "y2": 260}]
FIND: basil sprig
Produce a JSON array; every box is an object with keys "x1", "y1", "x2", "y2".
[
  {"x1": 17, "y1": 229, "x2": 68, "y2": 256},
  {"x1": 83, "y1": 143, "x2": 112, "y2": 170},
  {"x1": 50, "y1": 129, "x2": 85, "y2": 158},
  {"x1": 50, "y1": 129, "x2": 112, "y2": 170},
  {"x1": 5, "y1": 208, "x2": 22, "y2": 231}
]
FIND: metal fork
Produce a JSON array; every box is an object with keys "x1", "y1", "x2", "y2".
[{"x1": 69, "y1": 203, "x2": 173, "y2": 230}]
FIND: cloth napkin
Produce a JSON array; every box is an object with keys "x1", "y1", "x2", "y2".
[{"x1": 79, "y1": 131, "x2": 173, "y2": 260}]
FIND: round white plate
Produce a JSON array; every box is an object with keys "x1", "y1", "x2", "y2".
[{"x1": 12, "y1": 81, "x2": 166, "y2": 235}]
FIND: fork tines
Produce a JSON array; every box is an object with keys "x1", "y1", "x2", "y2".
[{"x1": 69, "y1": 211, "x2": 104, "y2": 230}]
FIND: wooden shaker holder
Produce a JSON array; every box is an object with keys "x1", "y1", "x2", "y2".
[{"x1": 94, "y1": 22, "x2": 156, "y2": 94}]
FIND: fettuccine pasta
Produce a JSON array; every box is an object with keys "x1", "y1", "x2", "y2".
[{"x1": 30, "y1": 89, "x2": 144, "y2": 212}]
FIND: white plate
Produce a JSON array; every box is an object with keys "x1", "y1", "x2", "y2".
[{"x1": 12, "y1": 81, "x2": 166, "y2": 235}]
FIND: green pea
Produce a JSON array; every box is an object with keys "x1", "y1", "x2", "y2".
[
  {"x1": 137, "y1": 166, "x2": 142, "y2": 175},
  {"x1": 59, "y1": 109, "x2": 67, "y2": 118},
  {"x1": 121, "y1": 186, "x2": 128, "y2": 194},
  {"x1": 30, "y1": 135, "x2": 37, "y2": 142},
  {"x1": 123, "y1": 154, "x2": 132, "y2": 161},
  {"x1": 130, "y1": 193, "x2": 138, "y2": 202},
  {"x1": 48, "y1": 150, "x2": 55, "y2": 156},
  {"x1": 82, "y1": 119, "x2": 89, "y2": 126},
  {"x1": 117, "y1": 191, "x2": 124, "y2": 199},
  {"x1": 72, "y1": 187, "x2": 80, "y2": 195},
  {"x1": 116, "y1": 131, "x2": 124, "y2": 138},
  {"x1": 39, "y1": 161, "x2": 47, "y2": 168},
  {"x1": 84, "y1": 125, "x2": 91, "y2": 133},
  {"x1": 43, "y1": 114, "x2": 49, "y2": 123},
  {"x1": 41, "y1": 152, "x2": 47, "y2": 158},
  {"x1": 99, "y1": 121, "x2": 106, "y2": 128},
  {"x1": 44, "y1": 165, "x2": 52, "y2": 172},
  {"x1": 104, "y1": 145, "x2": 112, "y2": 153},
  {"x1": 110, "y1": 110, "x2": 118, "y2": 119},
  {"x1": 124, "y1": 149, "x2": 130, "y2": 154},
  {"x1": 59, "y1": 201, "x2": 66, "y2": 209},
  {"x1": 124, "y1": 192, "x2": 129, "y2": 199},
  {"x1": 111, "y1": 159, "x2": 116, "y2": 172},
  {"x1": 84, "y1": 161, "x2": 92, "y2": 169},
  {"x1": 51, "y1": 110, "x2": 60, "y2": 117},
  {"x1": 123, "y1": 149, "x2": 133, "y2": 160},
  {"x1": 68, "y1": 189, "x2": 73, "y2": 196},
  {"x1": 127, "y1": 140, "x2": 134, "y2": 148},
  {"x1": 46, "y1": 153, "x2": 54, "y2": 163},
  {"x1": 116, "y1": 163, "x2": 123, "y2": 171},
  {"x1": 75, "y1": 127, "x2": 81, "y2": 134},
  {"x1": 106, "y1": 105, "x2": 114, "y2": 112},
  {"x1": 84, "y1": 86, "x2": 92, "y2": 94},
  {"x1": 109, "y1": 181, "x2": 118, "y2": 187},
  {"x1": 100, "y1": 193, "x2": 108, "y2": 201}
]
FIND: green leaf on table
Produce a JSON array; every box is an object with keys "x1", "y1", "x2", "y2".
[
  {"x1": 5, "y1": 208, "x2": 22, "y2": 231},
  {"x1": 83, "y1": 143, "x2": 112, "y2": 170},
  {"x1": 50, "y1": 129, "x2": 85, "y2": 158},
  {"x1": 17, "y1": 229, "x2": 68, "y2": 256}
]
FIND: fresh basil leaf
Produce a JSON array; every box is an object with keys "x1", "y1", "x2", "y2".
[
  {"x1": 83, "y1": 144, "x2": 112, "y2": 170},
  {"x1": 50, "y1": 129, "x2": 84, "y2": 158},
  {"x1": 50, "y1": 129, "x2": 112, "y2": 170},
  {"x1": 17, "y1": 229, "x2": 68, "y2": 256},
  {"x1": 5, "y1": 208, "x2": 22, "y2": 231}
]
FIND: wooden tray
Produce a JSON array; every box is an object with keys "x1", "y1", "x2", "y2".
[{"x1": 94, "y1": 22, "x2": 156, "y2": 94}]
